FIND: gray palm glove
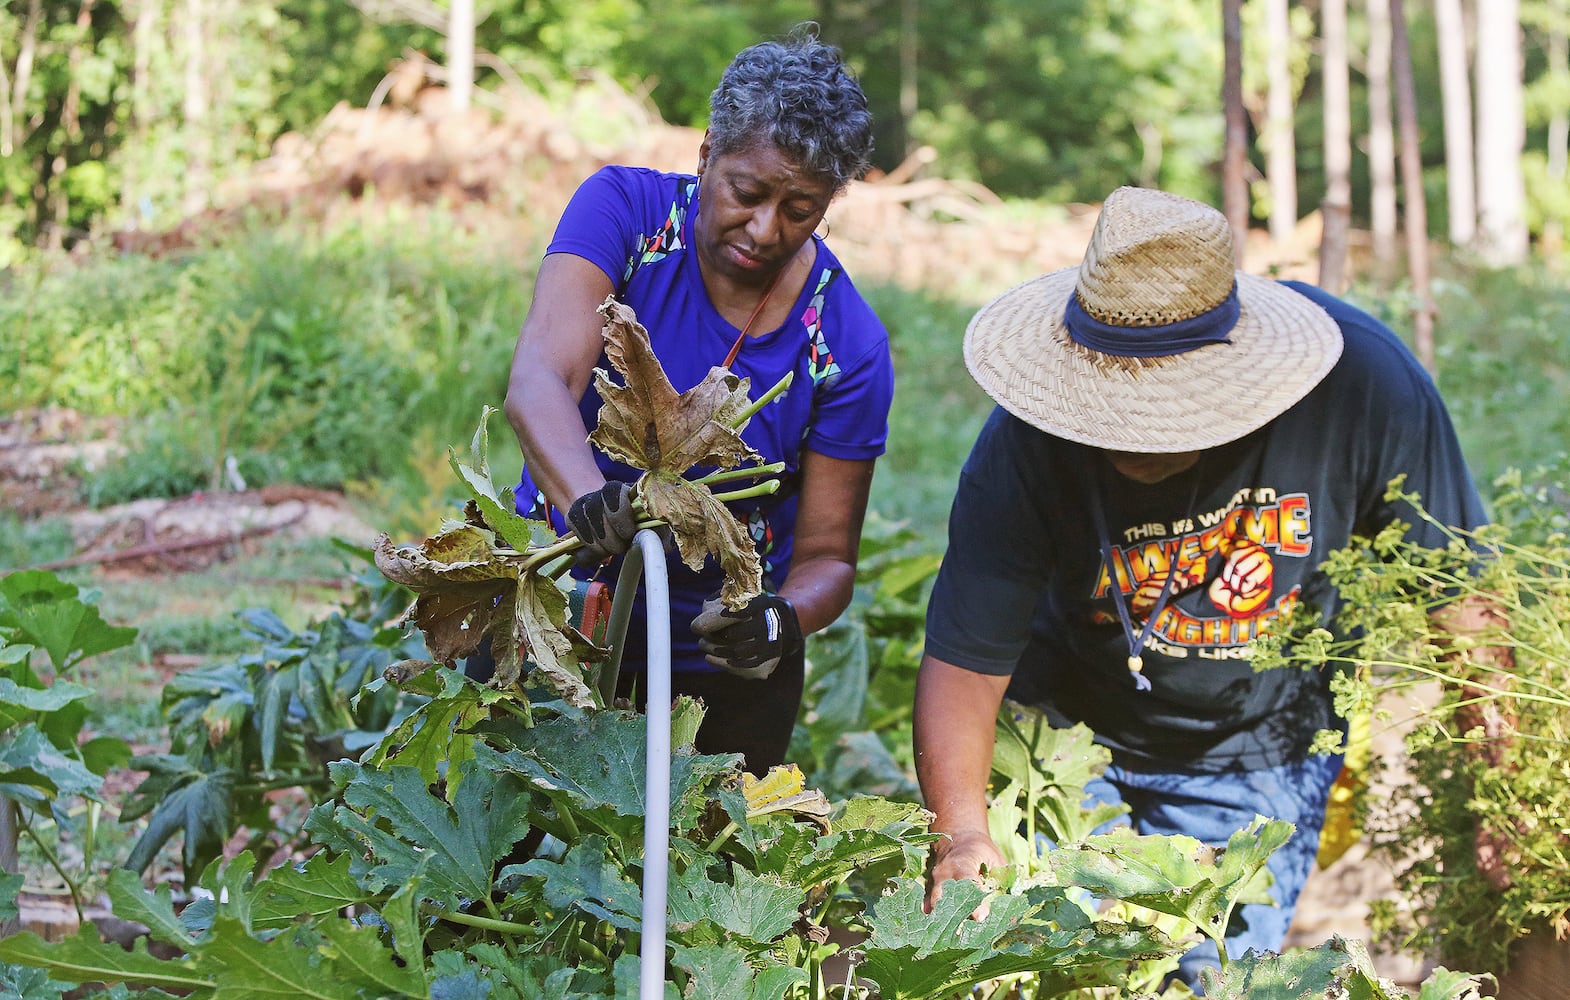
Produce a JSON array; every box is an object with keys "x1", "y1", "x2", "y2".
[
  {"x1": 566, "y1": 482, "x2": 638, "y2": 566},
  {"x1": 691, "y1": 593, "x2": 802, "y2": 680}
]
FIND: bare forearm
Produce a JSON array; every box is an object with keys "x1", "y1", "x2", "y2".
[
  {"x1": 780, "y1": 453, "x2": 874, "y2": 635},
  {"x1": 777, "y1": 556, "x2": 854, "y2": 635},
  {"x1": 503, "y1": 252, "x2": 617, "y2": 515},
  {"x1": 503, "y1": 372, "x2": 607, "y2": 514},
  {"x1": 913, "y1": 656, "x2": 1011, "y2": 837}
]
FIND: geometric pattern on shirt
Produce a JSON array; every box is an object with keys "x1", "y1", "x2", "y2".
[{"x1": 621, "y1": 180, "x2": 693, "y2": 285}]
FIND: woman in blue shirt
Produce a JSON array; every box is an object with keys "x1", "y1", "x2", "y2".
[{"x1": 498, "y1": 28, "x2": 894, "y2": 774}]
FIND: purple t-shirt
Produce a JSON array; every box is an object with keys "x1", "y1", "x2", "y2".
[{"x1": 518, "y1": 165, "x2": 894, "y2": 671}]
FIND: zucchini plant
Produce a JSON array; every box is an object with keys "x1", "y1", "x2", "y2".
[{"x1": 0, "y1": 303, "x2": 1495, "y2": 998}]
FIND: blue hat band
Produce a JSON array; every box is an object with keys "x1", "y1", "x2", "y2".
[{"x1": 1063, "y1": 282, "x2": 1240, "y2": 358}]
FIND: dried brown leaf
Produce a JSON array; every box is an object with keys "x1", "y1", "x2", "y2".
[
  {"x1": 589, "y1": 297, "x2": 760, "y2": 474},
  {"x1": 374, "y1": 528, "x2": 514, "y2": 663},
  {"x1": 640, "y1": 476, "x2": 762, "y2": 608},
  {"x1": 373, "y1": 528, "x2": 604, "y2": 699}
]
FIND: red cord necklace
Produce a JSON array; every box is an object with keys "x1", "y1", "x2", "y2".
[{"x1": 722, "y1": 265, "x2": 786, "y2": 368}]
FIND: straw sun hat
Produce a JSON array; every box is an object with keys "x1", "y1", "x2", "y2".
[{"x1": 963, "y1": 186, "x2": 1344, "y2": 453}]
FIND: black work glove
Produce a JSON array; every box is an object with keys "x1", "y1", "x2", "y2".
[
  {"x1": 566, "y1": 482, "x2": 638, "y2": 566},
  {"x1": 691, "y1": 593, "x2": 802, "y2": 680}
]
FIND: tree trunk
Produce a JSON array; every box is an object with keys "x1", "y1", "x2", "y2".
[
  {"x1": 1, "y1": 0, "x2": 43, "y2": 159},
  {"x1": 44, "y1": 0, "x2": 98, "y2": 249},
  {"x1": 182, "y1": 0, "x2": 209, "y2": 216},
  {"x1": 1391, "y1": 0, "x2": 1435, "y2": 369},
  {"x1": 899, "y1": 0, "x2": 918, "y2": 158},
  {"x1": 1542, "y1": 0, "x2": 1567, "y2": 253},
  {"x1": 1367, "y1": 0, "x2": 1399, "y2": 264},
  {"x1": 1223, "y1": 0, "x2": 1249, "y2": 267},
  {"x1": 1474, "y1": 0, "x2": 1529, "y2": 265},
  {"x1": 447, "y1": 0, "x2": 473, "y2": 113},
  {"x1": 1434, "y1": 0, "x2": 1476, "y2": 246},
  {"x1": 1320, "y1": 0, "x2": 1353, "y2": 292},
  {"x1": 1265, "y1": 0, "x2": 1297, "y2": 250},
  {"x1": 120, "y1": 0, "x2": 152, "y2": 225}
]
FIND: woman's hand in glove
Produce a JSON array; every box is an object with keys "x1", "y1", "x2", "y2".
[
  {"x1": 690, "y1": 594, "x2": 802, "y2": 680},
  {"x1": 566, "y1": 482, "x2": 638, "y2": 566}
]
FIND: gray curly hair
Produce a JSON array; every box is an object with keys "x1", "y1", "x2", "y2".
[{"x1": 707, "y1": 26, "x2": 874, "y2": 192}]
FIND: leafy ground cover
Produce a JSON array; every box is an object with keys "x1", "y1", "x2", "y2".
[
  {"x1": 1, "y1": 203, "x2": 1567, "y2": 995},
  {"x1": 0, "y1": 368, "x2": 1492, "y2": 997}
]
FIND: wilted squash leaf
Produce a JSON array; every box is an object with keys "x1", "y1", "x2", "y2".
[
  {"x1": 590, "y1": 296, "x2": 764, "y2": 606},
  {"x1": 373, "y1": 525, "x2": 604, "y2": 707}
]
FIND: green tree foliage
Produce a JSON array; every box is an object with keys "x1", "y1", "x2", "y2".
[
  {"x1": 0, "y1": 1, "x2": 129, "y2": 255},
  {"x1": 4, "y1": 0, "x2": 1569, "y2": 249},
  {"x1": 894, "y1": 0, "x2": 1223, "y2": 202}
]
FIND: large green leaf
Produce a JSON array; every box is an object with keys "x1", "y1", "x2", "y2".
[
  {"x1": 379, "y1": 876, "x2": 430, "y2": 977},
  {"x1": 78, "y1": 735, "x2": 132, "y2": 777},
  {"x1": 992, "y1": 707, "x2": 1125, "y2": 844},
  {"x1": 179, "y1": 853, "x2": 261, "y2": 936},
  {"x1": 0, "y1": 570, "x2": 136, "y2": 673},
  {"x1": 201, "y1": 915, "x2": 422, "y2": 999},
  {"x1": 0, "y1": 926, "x2": 213, "y2": 994},
  {"x1": 305, "y1": 760, "x2": 529, "y2": 908},
  {"x1": 755, "y1": 820, "x2": 932, "y2": 892},
  {"x1": 515, "y1": 834, "x2": 644, "y2": 931},
  {"x1": 104, "y1": 868, "x2": 199, "y2": 950},
  {"x1": 0, "y1": 724, "x2": 102, "y2": 803},
  {"x1": 0, "y1": 677, "x2": 93, "y2": 718},
  {"x1": 365, "y1": 666, "x2": 515, "y2": 793},
  {"x1": 248, "y1": 852, "x2": 377, "y2": 930},
  {"x1": 669, "y1": 944, "x2": 807, "y2": 1000},
  {"x1": 667, "y1": 863, "x2": 803, "y2": 944},
  {"x1": 1201, "y1": 935, "x2": 1486, "y2": 999},
  {"x1": 121, "y1": 753, "x2": 235, "y2": 875},
  {"x1": 802, "y1": 619, "x2": 869, "y2": 740},
  {"x1": 858, "y1": 877, "x2": 1171, "y2": 1000},
  {"x1": 1043, "y1": 817, "x2": 1293, "y2": 951},
  {"x1": 458, "y1": 945, "x2": 621, "y2": 1000},
  {"x1": 0, "y1": 960, "x2": 69, "y2": 1000},
  {"x1": 478, "y1": 709, "x2": 738, "y2": 846}
]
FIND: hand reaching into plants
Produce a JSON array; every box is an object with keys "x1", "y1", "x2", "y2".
[
  {"x1": 691, "y1": 593, "x2": 802, "y2": 679},
  {"x1": 567, "y1": 481, "x2": 639, "y2": 565},
  {"x1": 925, "y1": 828, "x2": 1005, "y2": 918}
]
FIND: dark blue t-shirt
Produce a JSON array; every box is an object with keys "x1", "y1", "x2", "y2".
[
  {"x1": 518, "y1": 165, "x2": 895, "y2": 672},
  {"x1": 924, "y1": 281, "x2": 1486, "y2": 772}
]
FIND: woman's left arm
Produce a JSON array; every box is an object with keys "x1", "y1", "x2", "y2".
[{"x1": 777, "y1": 450, "x2": 877, "y2": 634}]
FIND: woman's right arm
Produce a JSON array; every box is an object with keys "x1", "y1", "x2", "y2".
[{"x1": 503, "y1": 253, "x2": 619, "y2": 515}]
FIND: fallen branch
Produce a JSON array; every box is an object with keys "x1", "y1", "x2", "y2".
[{"x1": 26, "y1": 503, "x2": 309, "y2": 572}]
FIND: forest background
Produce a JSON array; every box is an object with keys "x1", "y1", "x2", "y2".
[{"x1": 2, "y1": 0, "x2": 1570, "y2": 990}]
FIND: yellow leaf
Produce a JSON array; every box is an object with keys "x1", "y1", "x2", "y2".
[{"x1": 742, "y1": 764, "x2": 832, "y2": 825}]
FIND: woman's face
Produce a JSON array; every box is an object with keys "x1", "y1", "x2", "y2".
[{"x1": 694, "y1": 136, "x2": 837, "y2": 288}]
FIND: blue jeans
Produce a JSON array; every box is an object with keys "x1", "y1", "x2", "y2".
[{"x1": 1083, "y1": 753, "x2": 1343, "y2": 992}]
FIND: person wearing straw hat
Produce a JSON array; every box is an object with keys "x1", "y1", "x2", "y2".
[{"x1": 913, "y1": 186, "x2": 1490, "y2": 987}]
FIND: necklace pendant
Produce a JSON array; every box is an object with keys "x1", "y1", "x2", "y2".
[{"x1": 1127, "y1": 654, "x2": 1145, "y2": 674}]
